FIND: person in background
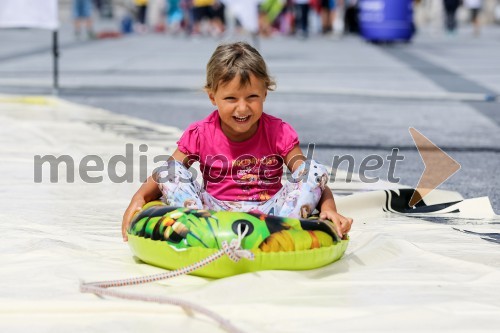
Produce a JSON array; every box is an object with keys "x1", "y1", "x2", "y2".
[
  {"x1": 343, "y1": 0, "x2": 359, "y2": 34},
  {"x1": 464, "y1": 0, "x2": 483, "y2": 36},
  {"x1": 259, "y1": 0, "x2": 286, "y2": 37},
  {"x1": 443, "y1": 0, "x2": 461, "y2": 34},
  {"x1": 294, "y1": 0, "x2": 310, "y2": 39},
  {"x1": 166, "y1": 0, "x2": 184, "y2": 34},
  {"x1": 191, "y1": 0, "x2": 219, "y2": 36},
  {"x1": 212, "y1": 0, "x2": 226, "y2": 36},
  {"x1": 93, "y1": 0, "x2": 103, "y2": 16},
  {"x1": 320, "y1": 0, "x2": 336, "y2": 35},
  {"x1": 134, "y1": 0, "x2": 149, "y2": 33},
  {"x1": 73, "y1": 0, "x2": 95, "y2": 39},
  {"x1": 180, "y1": 0, "x2": 194, "y2": 35}
]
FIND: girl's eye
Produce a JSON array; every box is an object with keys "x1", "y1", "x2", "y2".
[{"x1": 224, "y1": 97, "x2": 235, "y2": 101}]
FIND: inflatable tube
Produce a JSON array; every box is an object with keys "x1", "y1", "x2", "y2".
[{"x1": 127, "y1": 201, "x2": 349, "y2": 278}]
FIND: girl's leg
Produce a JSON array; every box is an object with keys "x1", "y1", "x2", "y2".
[
  {"x1": 155, "y1": 160, "x2": 204, "y2": 209},
  {"x1": 155, "y1": 160, "x2": 238, "y2": 211},
  {"x1": 156, "y1": 159, "x2": 328, "y2": 218},
  {"x1": 258, "y1": 160, "x2": 328, "y2": 218}
]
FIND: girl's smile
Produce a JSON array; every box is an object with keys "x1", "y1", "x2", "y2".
[
  {"x1": 234, "y1": 115, "x2": 250, "y2": 122},
  {"x1": 208, "y1": 73, "x2": 267, "y2": 142}
]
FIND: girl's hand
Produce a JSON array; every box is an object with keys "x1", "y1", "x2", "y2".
[
  {"x1": 319, "y1": 210, "x2": 353, "y2": 239},
  {"x1": 121, "y1": 197, "x2": 146, "y2": 242},
  {"x1": 121, "y1": 175, "x2": 162, "y2": 242}
]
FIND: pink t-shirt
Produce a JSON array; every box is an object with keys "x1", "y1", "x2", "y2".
[{"x1": 177, "y1": 111, "x2": 299, "y2": 201}]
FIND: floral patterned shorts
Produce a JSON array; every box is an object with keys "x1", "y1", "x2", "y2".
[{"x1": 156, "y1": 159, "x2": 329, "y2": 219}]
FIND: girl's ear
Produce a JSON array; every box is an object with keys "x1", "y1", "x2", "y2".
[{"x1": 208, "y1": 90, "x2": 217, "y2": 106}]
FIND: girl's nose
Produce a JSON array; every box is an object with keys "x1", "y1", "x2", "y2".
[{"x1": 237, "y1": 100, "x2": 247, "y2": 111}]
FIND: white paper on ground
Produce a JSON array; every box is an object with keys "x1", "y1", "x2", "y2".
[{"x1": 0, "y1": 96, "x2": 499, "y2": 333}]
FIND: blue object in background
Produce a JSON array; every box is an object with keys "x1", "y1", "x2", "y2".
[
  {"x1": 121, "y1": 15, "x2": 133, "y2": 34},
  {"x1": 359, "y1": 0, "x2": 414, "y2": 42}
]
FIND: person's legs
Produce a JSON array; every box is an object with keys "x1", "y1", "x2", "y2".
[
  {"x1": 135, "y1": 4, "x2": 148, "y2": 32},
  {"x1": 73, "y1": 0, "x2": 83, "y2": 37},
  {"x1": 445, "y1": 10, "x2": 453, "y2": 32},
  {"x1": 470, "y1": 8, "x2": 480, "y2": 36},
  {"x1": 294, "y1": 4, "x2": 306, "y2": 37},
  {"x1": 330, "y1": 0, "x2": 336, "y2": 34},
  {"x1": 156, "y1": 160, "x2": 205, "y2": 209},
  {"x1": 140, "y1": 5, "x2": 148, "y2": 24},
  {"x1": 300, "y1": 4, "x2": 309, "y2": 37},
  {"x1": 258, "y1": 160, "x2": 328, "y2": 218},
  {"x1": 191, "y1": 6, "x2": 203, "y2": 35},
  {"x1": 82, "y1": 0, "x2": 95, "y2": 37},
  {"x1": 73, "y1": 0, "x2": 95, "y2": 38},
  {"x1": 450, "y1": 8, "x2": 458, "y2": 32},
  {"x1": 156, "y1": 160, "x2": 245, "y2": 211},
  {"x1": 445, "y1": 7, "x2": 458, "y2": 33},
  {"x1": 156, "y1": 159, "x2": 329, "y2": 218},
  {"x1": 344, "y1": 5, "x2": 359, "y2": 34},
  {"x1": 211, "y1": 2, "x2": 225, "y2": 35},
  {"x1": 320, "y1": 0, "x2": 332, "y2": 34}
]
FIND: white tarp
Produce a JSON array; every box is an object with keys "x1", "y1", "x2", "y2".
[
  {"x1": 0, "y1": 0, "x2": 58, "y2": 30},
  {"x1": 0, "y1": 96, "x2": 499, "y2": 332}
]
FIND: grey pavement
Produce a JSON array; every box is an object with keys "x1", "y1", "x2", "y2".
[{"x1": 1, "y1": 20, "x2": 499, "y2": 212}]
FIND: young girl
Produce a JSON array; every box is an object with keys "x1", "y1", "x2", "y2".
[{"x1": 122, "y1": 41, "x2": 353, "y2": 241}]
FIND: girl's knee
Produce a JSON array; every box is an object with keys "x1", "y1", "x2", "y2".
[
  {"x1": 291, "y1": 160, "x2": 328, "y2": 186},
  {"x1": 154, "y1": 160, "x2": 192, "y2": 184},
  {"x1": 309, "y1": 160, "x2": 329, "y2": 189},
  {"x1": 155, "y1": 160, "x2": 198, "y2": 198}
]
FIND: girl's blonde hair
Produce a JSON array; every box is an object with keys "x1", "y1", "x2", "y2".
[{"x1": 205, "y1": 42, "x2": 276, "y2": 93}]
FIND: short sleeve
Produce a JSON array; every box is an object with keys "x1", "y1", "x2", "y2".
[
  {"x1": 276, "y1": 121, "x2": 300, "y2": 157},
  {"x1": 176, "y1": 123, "x2": 200, "y2": 158}
]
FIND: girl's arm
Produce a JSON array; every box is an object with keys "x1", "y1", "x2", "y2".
[
  {"x1": 121, "y1": 175, "x2": 161, "y2": 241},
  {"x1": 283, "y1": 144, "x2": 306, "y2": 173},
  {"x1": 317, "y1": 187, "x2": 353, "y2": 239},
  {"x1": 121, "y1": 148, "x2": 190, "y2": 241}
]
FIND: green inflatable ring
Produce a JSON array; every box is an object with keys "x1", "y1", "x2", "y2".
[{"x1": 127, "y1": 201, "x2": 349, "y2": 278}]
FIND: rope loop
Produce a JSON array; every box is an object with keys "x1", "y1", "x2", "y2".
[
  {"x1": 80, "y1": 227, "x2": 255, "y2": 333},
  {"x1": 222, "y1": 223, "x2": 255, "y2": 262}
]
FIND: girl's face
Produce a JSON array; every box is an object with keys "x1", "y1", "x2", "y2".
[{"x1": 208, "y1": 73, "x2": 267, "y2": 142}]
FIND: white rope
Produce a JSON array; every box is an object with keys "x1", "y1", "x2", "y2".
[{"x1": 80, "y1": 226, "x2": 254, "y2": 333}]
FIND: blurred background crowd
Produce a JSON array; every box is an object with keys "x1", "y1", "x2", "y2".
[{"x1": 65, "y1": 0, "x2": 500, "y2": 41}]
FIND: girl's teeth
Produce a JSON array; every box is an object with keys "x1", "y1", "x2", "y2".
[{"x1": 235, "y1": 116, "x2": 249, "y2": 122}]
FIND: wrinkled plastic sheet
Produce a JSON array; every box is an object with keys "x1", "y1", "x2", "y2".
[{"x1": 1, "y1": 96, "x2": 499, "y2": 333}]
